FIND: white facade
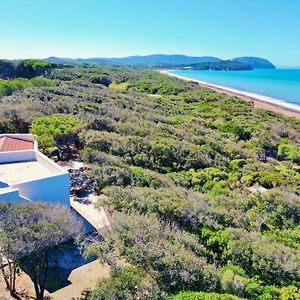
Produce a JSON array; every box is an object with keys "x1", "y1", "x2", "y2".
[{"x1": 0, "y1": 134, "x2": 70, "y2": 206}]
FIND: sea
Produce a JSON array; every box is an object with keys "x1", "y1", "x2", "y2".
[{"x1": 169, "y1": 69, "x2": 300, "y2": 112}]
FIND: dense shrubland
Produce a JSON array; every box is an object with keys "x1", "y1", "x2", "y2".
[{"x1": 0, "y1": 65, "x2": 299, "y2": 299}]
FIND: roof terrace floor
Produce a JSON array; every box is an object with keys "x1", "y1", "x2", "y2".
[{"x1": 0, "y1": 160, "x2": 60, "y2": 185}]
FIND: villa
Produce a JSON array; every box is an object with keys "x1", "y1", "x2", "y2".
[
  {"x1": 0, "y1": 133, "x2": 110, "y2": 231},
  {"x1": 0, "y1": 134, "x2": 70, "y2": 205}
]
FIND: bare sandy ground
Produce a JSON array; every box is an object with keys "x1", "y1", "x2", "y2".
[
  {"x1": 0, "y1": 260, "x2": 109, "y2": 300},
  {"x1": 160, "y1": 70, "x2": 300, "y2": 120}
]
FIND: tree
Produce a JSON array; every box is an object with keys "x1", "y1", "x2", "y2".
[
  {"x1": 82, "y1": 212, "x2": 218, "y2": 293},
  {"x1": 83, "y1": 266, "x2": 161, "y2": 300},
  {"x1": 30, "y1": 115, "x2": 83, "y2": 153},
  {"x1": 54, "y1": 130, "x2": 83, "y2": 160},
  {"x1": 168, "y1": 291, "x2": 242, "y2": 300},
  {"x1": 15, "y1": 59, "x2": 57, "y2": 79},
  {"x1": 0, "y1": 59, "x2": 15, "y2": 79},
  {"x1": 0, "y1": 203, "x2": 23, "y2": 295},
  {"x1": 89, "y1": 75, "x2": 112, "y2": 86},
  {"x1": 0, "y1": 202, "x2": 82, "y2": 300}
]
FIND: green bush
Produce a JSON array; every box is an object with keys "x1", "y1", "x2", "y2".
[
  {"x1": 0, "y1": 76, "x2": 53, "y2": 96},
  {"x1": 31, "y1": 115, "x2": 83, "y2": 152},
  {"x1": 16, "y1": 59, "x2": 57, "y2": 78},
  {"x1": 219, "y1": 121, "x2": 252, "y2": 140},
  {"x1": 201, "y1": 228, "x2": 230, "y2": 263},
  {"x1": 87, "y1": 212, "x2": 218, "y2": 293},
  {"x1": 168, "y1": 291, "x2": 243, "y2": 300},
  {"x1": 219, "y1": 265, "x2": 249, "y2": 297},
  {"x1": 278, "y1": 138, "x2": 300, "y2": 161},
  {"x1": 168, "y1": 168, "x2": 229, "y2": 194},
  {"x1": 226, "y1": 229, "x2": 300, "y2": 286},
  {"x1": 85, "y1": 267, "x2": 156, "y2": 300}
]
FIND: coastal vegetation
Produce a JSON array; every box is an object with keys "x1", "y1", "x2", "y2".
[
  {"x1": 0, "y1": 76, "x2": 54, "y2": 97},
  {"x1": 187, "y1": 60, "x2": 253, "y2": 71},
  {"x1": 0, "y1": 64, "x2": 299, "y2": 299}
]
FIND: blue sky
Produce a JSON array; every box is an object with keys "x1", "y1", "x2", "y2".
[{"x1": 1, "y1": 0, "x2": 300, "y2": 66}]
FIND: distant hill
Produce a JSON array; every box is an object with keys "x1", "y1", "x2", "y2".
[
  {"x1": 46, "y1": 54, "x2": 275, "y2": 69},
  {"x1": 232, "y1": 57, "x2": 275, "y2": 69},
  {"x1": 46, "y1": 55, "x2": 222, "y2": 66}
]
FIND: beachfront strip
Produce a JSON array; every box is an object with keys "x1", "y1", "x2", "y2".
[{"x1": 0, "y1": 133, "x2": 110, "y2": 231}]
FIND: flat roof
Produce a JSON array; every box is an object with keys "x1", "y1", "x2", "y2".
[{"x1": 0, "y1": 160, "x2": 62, "y2": 185}]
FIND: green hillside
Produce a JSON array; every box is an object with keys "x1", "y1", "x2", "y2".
[
  {"x1": 0, "y1": 66, "x2": 299, "y2": 299},
  {"x1": 232, "y1": 57, "x2": 275, "y2": 69}
]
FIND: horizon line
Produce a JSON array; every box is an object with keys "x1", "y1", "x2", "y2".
[{"x1": 1, "y1": 53, "x2": 299, "y2": 67}]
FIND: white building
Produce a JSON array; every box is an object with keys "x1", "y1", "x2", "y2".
[
  {"x1": 0, "y1": 134, "x2": 70, "y2": 206},
  {"x1": 0, "y1": 133, "x2": 110, "y2": 233}
]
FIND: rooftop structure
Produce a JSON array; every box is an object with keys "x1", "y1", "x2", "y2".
[
  {"x1": 0, "y1": 134, "x2": 37, "y2": 152},
  {"x1": 0, "y1": 136, "x2": 34, "y2": 152}
]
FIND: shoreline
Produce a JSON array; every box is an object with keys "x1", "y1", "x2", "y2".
[{"x1": 160, "y1": 70, "x2": 300, "y2": 120}]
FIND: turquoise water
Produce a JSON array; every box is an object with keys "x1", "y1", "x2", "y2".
[{"x1": 170, "y1": 69, "x2": 300, "y2": 108}]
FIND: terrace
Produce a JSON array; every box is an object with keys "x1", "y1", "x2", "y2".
[
  {"x1": 57, "y1": 160, "x2": 111, "y2": 231},
  {"x1": 0, "y1": 160, "x2": 60, "y2": 185}
]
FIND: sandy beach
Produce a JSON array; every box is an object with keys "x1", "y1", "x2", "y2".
[{"x1": 160, "y1": 70, "x2": 300, "y2": 120}]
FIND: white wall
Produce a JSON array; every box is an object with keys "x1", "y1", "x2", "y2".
[
  {"x1": 0, "y1": 188, "x2": 21, "y2": 203},
  {"x1": 72, "y1": 209, "x2": 96, "y2": 234},
  {"x1": 12, "y1": 173, "x2": 70, "y2": 207},
  {"x1": 35, "y1": 151, "x2": 67, "y2": 174},
  {"x1": 0, "y1": 150, "x2": 36, "y2": 164},
  {"x1": 0, "y1": 147, "x2": 70, "y2": 207}
]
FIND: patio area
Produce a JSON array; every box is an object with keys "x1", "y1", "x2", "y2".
[{"x1": 57, "y1": 159, "x2": 111, "y2": 231}]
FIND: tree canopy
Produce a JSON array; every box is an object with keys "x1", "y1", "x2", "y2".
[{"x1": 30, "y1": 115, "x2": 83, "y2": 152}]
